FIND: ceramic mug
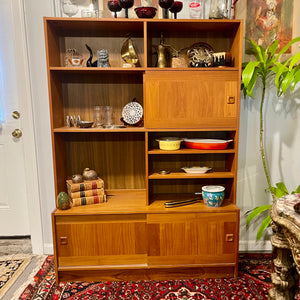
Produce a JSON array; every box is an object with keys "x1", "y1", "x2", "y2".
[{"x1": 202, "y1": 185, "x2": 225, "y2": 207}]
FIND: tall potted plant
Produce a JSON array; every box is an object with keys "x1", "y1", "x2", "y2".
[{"x1": 242, "y1": 37, "x2": 300, "y2": 239}]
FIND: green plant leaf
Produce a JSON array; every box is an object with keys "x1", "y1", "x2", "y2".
[
  {"x1": 281, "y1": 70, "x2": 297, "y2": 94},
  {"x1": 291, "y1": 68, "x2": 300, "y2": 91},
  {"x1": 270, "y1": 182, "x2": 289, "y2": 198},
  {"x1": 242, "y1": 61, "x2": 260, "y2": 89},
  {"x1": 268, "y1": 40, "x2": 279, "y2": 57},
  {"x1": 256, "y1": 215, "x2": 272, "y2": 240},
  {"x1": 292, "y1": 185, "x2": 300, "y2": 194},
  {"x1": 275, "y1": 37, "x2": 300, "y2": 60},
  {"x1": 250, "y1": 39, "x2": 264, "y2": 62},
  {"x1": 289, "y1": 51, "x2": 300, "y2": 71},
  {"x1": 246, "y1": 68, "x2": 259, "y2": 97},
  {"x1": 259, "y1": 45, "x2": 267, "y2": 64},
  {"x1": 246, "y1": 205, "x2": 272, "y2": 226},
  {"x1": 274, "y1": 62, "x2": 289, "y2": 92}
]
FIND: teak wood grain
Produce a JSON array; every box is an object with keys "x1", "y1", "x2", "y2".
[
  {"x1": 45, "y1": 18, "x2": 243, "y2": 283},
  {"x1": 144, "y1": 71, "x2": 238, "y2": 128}
]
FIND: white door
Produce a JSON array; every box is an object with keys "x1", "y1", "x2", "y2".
[{"x1": 0, "y1": 0, "x2": 40, "y2": 240}]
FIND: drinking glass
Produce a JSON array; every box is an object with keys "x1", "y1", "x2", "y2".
[
  {"x1": 107, "y1": 0, "x2": 122, "y2": 18},
  {"x1": 93, "y1": 106, "x2": 103, "y2": 127},
  {"x1": 118, "y1": 0, "x2": 134, "y2": 18},
  {"x1": 169, "y1": 1, "x2": 183, "y2": 19},
  {"x1": 159, "y1": 0, "x2": 174, "y2": 18},
  {"x1": 103, "y1": 106, "x2": 113, "y2": 125},
  {"x1": 189, "y1": 0, "x2": 204, "y2": 19}
]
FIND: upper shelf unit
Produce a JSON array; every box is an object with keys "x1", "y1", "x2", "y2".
[{"x1": 44, "y1": 18, "x2": 243, "y2": 69}]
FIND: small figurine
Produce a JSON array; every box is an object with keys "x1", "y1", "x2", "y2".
[
  {"x1": 82, "y1": 168, "x2": 98, "y2": 180},
  {"x1": 121, "y1": 38, "x2": 138, "y2": 67},
  {"x1": 97, "y1": 49, "x2": 111, "y2": 67},
  {"x1": 86, "y1": 44, "x2": 98, "y2": 67},
  {"x1": 72, "y1": 174, "x2": 83, "y2": 183},
  {"x1": 57, "y1": 192, "x2": 72, "y2": 210},
  {"x1": 152, "y1": 34, "x2": 180, "y2": 68}
]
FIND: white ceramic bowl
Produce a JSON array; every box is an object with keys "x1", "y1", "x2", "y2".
[{"x1": 181, "y1": 166, "x2": 212, "y2": 174}]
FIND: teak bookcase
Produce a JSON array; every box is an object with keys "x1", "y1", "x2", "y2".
[{"x1": 44, "y1": 17, "x2": 243, "y2": 283}]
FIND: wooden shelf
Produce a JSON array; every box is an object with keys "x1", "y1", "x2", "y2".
[
  {"x1": 149, "y1": 197, "x2": 239, "y2": 213},
  {"x1": 53, "y1": 127, "x2": 146, "y2": 133},
  {"x1": 50, "y1": 67, "x2": 146, "y2": 73},
  {"x1": 148, "y1": 172, "x2": 235, "y2": 179},
  {"x1": 49, "y1": 67, "x2": 239, "y2": 72},
  {"x1": 148, "y1": 148, "x2": 236, "y2": 154},
  {"x1": 53, "y1": 189, "x2": 239, "y2": 215}
]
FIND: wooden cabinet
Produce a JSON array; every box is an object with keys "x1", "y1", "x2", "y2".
[
  {"x1": 147, "y1": 212, "x2": 238, "y2": 264},
  {"x1": 144, "y1": 71, "x2": 238, "y2": 128},
  {"x1": 45, "y1": 17, "x2": 243, "y2": 283}
]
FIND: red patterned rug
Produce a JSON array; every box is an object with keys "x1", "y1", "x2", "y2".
[{"x1": 19, "y1": 254, "x2": 274, "y2": 299}]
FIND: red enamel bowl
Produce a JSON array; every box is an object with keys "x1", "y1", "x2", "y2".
[{"x1": 184, "y1": 139, "x2": 233, "y2": 150}]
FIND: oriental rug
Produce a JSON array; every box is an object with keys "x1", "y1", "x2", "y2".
[
  {"x1": 0, "y1": 254, "x2": 32, "y2": 299},
  {"x1": 19, "y1": 253, "x2": 275, "y2": 300}
]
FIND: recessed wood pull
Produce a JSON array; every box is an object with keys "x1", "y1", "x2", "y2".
[
  {"x1": 226, "y1": 234, "x2": 234, "y2": 242},
  {"x1": 227, "y1": 96, "x2": 235, "y2": 104},
  {"x1": 60, "y1": 236, "x2": 68, "y2": 245}
]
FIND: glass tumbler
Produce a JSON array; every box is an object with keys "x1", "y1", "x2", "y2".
[
  {"x1": 103, "y1": 106, "x2": 113, "y2": 125},
  {"x1": 93, "y1": 106, "x2": 103, "y2": 127},
  {"x1": 189, "y1": 0, "x2": 204, "y2": 19}
]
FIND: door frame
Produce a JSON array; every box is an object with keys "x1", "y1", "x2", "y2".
[{"x1": 12, "y1": 0, "x2": 43, "y2": 254}]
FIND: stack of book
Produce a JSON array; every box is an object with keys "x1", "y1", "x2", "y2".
[{"x1": 66, "y1": 178, "x2": 107, "y2": 207}]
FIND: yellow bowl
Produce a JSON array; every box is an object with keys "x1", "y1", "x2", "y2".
[{"x1": 156, "y1": 138, "x2": 182, "y2": 150}]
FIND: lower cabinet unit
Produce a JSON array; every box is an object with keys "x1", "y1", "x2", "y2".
[{"x1": 53, "y1": 208, "x2": 239, "y2": 283}]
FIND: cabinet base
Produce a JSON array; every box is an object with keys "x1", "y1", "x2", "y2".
[{"x1": 57, "y1": 265, "x2": 237, "y2": 283}]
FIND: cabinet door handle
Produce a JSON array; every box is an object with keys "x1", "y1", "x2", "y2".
[
  {"x1": 60, "y1": 236, "x2": 68, "y2": 245},
  {"x1": 226, "y1": 234, "x2": 234, "y2": 242},
  {"x1": 227, "y1": 96, "x2": 235, "y2": 104}
]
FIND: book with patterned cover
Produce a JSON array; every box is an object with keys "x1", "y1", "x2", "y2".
[
  {"x1": 72, "y1": 194, "x2": 107, "y2": 207},
  {"x1": 68, "y1": 188, "x2": 105, "y2": 199},
  {"x1": 66, "y1": 178, "x2": 104, "y2": 193}
]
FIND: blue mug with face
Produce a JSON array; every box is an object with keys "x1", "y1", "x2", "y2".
[{"x1": 202, "y1": 185, "x2": 225, "y2": 207}]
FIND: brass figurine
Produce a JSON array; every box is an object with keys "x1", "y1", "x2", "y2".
[
  {"x1": 121, "y1": 38, "x2": 139, "y2": 67},
  {"x1": 153, "y1": 34, "x2": 181, "y2": 68}
]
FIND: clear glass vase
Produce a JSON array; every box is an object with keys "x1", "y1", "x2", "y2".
[{"x1": 209, "y1": 0, "x2": 231, "y2": 19}]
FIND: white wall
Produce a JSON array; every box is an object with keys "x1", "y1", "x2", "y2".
[
  {"x1": 23, "y1": 0, "x2": 300, "y2": 254},
  {"x1": 237, "y1": 83, "x2": 300, "y2": 252},
  {"x1": 236, "y1": 0, "x2": 300, "y2": 252},
  {"x1": 23, "y1": 0, "x2": 55, "y2": 254}
]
